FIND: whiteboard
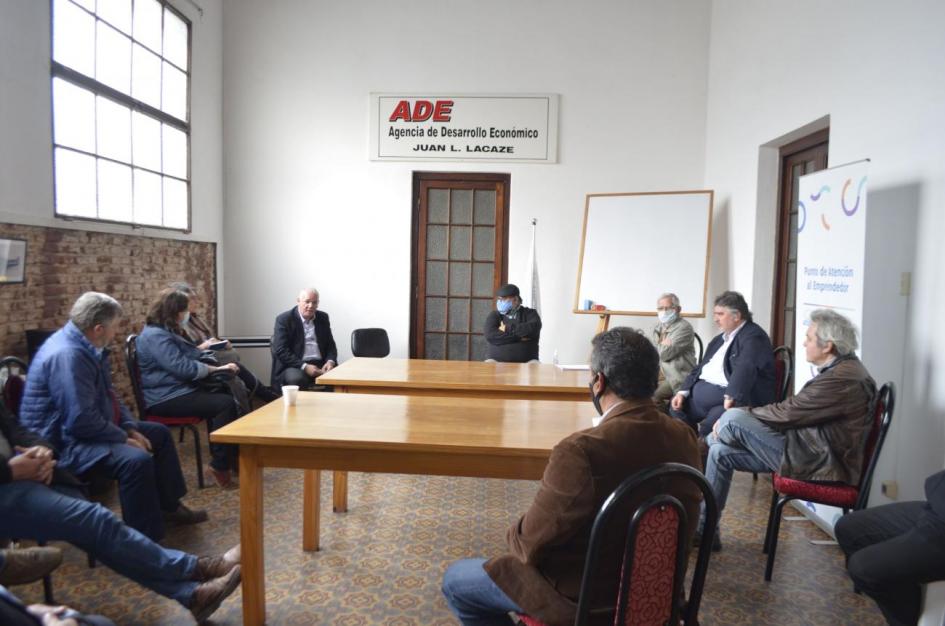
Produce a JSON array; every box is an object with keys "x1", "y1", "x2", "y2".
[{"x1": 573, "y1": 190, "x2": 713, "y2": 317}]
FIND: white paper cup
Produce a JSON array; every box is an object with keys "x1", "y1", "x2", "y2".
[{"x1": 282, "y1": 385, "x2": 299, "y2": 407}]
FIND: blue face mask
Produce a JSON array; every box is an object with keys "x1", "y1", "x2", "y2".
[{"x1": 496, "y1": 299, "x2": 514, "y2": 314}]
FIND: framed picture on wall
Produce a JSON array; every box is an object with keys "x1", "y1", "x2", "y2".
[{"x1": 0, "y1": 238, "x2": 27, "y2": 284}]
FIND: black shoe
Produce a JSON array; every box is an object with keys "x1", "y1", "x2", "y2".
[
  {"x1": 164, "y1": 503, "x2": 209, "y2": 525},
  {"x1": 255, "y1": 385, "x2": 280, "y2": 403}
]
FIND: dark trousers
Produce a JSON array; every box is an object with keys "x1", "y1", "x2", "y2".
[
  {"x1": 88, "y1": 421, "x2": 186, "y2": 542},
  {"x1": 0, "y1": 480, "x2": 198, "y2": 606},
  {"x1": 671, "y1": 380, "x2": 726, "y2": 437},
  {"x1": 279, "y1": 358, "x2": 328, "y2": 392},
  {"x1": 835, "y1": 501, "x2": 945, "y2": 626},
  {"x1": 150, "y1": 390, "x2": 239, "y2": 472}
]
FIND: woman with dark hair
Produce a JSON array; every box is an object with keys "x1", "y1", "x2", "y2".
[{"x1": 135, "y1": 289, "x2": 241, "y2": 488}]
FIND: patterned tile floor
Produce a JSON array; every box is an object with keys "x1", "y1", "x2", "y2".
[{"x1": 10, "y1": 435, "x2": 887, "y2": 625}]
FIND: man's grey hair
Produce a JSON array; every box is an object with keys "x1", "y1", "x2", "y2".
[
  {"x1": 299, "y1": 288, "x2": 319, "y2": 299},
  {"x1": 658, "y1": 292, "x2": 680, "y2": 310},
  {"x1": 714, "y1": 290, "x2": 752, "y2": 323},
  {"x1": 809, "y1": 309, "x2": 859, "y2": 356},
  {"x1": 70, "y1": 292, "x2": 123, "y2": 331},
  {"x1": 169, "y1": 281, "x2": 194, "y2": 295},
  {"x1": 589, "y1": 327, "x2": 660, "y2": 399}
]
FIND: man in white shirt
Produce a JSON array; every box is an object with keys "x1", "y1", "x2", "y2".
[
  {"x1": 271, "y1": 288, "x2": 339, "y2": 391},
  {"x1": 670, "y1": 291, "x2": 776, "y2": 437}
]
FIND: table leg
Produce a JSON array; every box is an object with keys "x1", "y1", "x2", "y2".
[
  {"x1": 240, "y1": 445, "x2": 266, "y2": 626},
  {"x1": 302, "y1": 469, "x2": 320, "y2": 551},
  {"x1": 332, "y1": 470, "x2": 348, "y2": 512}
]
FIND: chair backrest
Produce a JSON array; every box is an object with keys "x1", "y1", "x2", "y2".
[
  {"x1": 574, "y1": 463, "x2": 718, "y2": 626},
  {"x1": 123, "y1": 334, "x2": 150, "y2": 420},
  {"x1": 854, "y1": 381, "x2": 895, "y2": 511},
  {"x1": 25, "y1": 329, "x2": 55, "y2": 362},
  {"x1": 773, "y1": 345, "x2": 793, "y2": 402},
  {"x1": 693, "y1": 332, "x2": 704, "y2": 363},
  {"x1": 351, "y1": 328, "x2": 390, "y2": 358},
  {"x1": 0, "y1": 356, "x2": 28, "y2": 416}
]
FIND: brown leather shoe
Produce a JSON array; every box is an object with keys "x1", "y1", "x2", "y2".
[
  {"x1": 193, "y1": 544, "x2": 241, "y2": 581},
  {"x1": 190, "y1": 564, "x2": 241, "y2": 623},
  {"x1": 163, "y1": 503, "x2": 209, "y2": 525},
  {"x1": 207, "y1": 466, "x2": 237, "y2": 490},
  {"x1": 0, "y1": 546, "x2": 63, "y2": 585}
]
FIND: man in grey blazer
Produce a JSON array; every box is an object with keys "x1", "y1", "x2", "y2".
[{"x1": 651, "y1": 293, "x2": 697, "y2": 405}]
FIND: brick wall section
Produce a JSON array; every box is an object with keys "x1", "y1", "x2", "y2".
[{"x1": 0, "y1": 223, "x2": 217, "y2": 412}]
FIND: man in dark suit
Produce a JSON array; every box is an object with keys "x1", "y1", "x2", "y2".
[
  {"x1": 836, "y1": 470, "x2": 945, "y2": 626},
  {"x1": 441, "y1": 327, "x2": 701, "y2": 626},
  {"x1": 271, "y1": 288, "x2": 339, "y2": 391},
  {"x1": 670, "y1": 291, "x2": 776, "y2": 437}
]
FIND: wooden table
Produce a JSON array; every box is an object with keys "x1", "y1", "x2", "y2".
[
  {"x1": 318, "y1": 358, "x2": 590, "y2": 511},
  {"x1": 212, "y1": 391, "x2": 591, "y2": 626}
]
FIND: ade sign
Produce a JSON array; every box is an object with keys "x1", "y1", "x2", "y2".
[{"x1": 369, "y1": 93, "x2": 559, "y2": 163}]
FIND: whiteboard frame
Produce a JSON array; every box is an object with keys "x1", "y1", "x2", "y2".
[{"x1": 572, "y1": 189, "x2": 714, "y2": 317}]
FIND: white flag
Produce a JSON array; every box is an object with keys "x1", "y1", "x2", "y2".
[{"x1": 523, "y1": 219, "x2": 541, "y2": 315}]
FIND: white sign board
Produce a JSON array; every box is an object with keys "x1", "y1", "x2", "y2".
[
  {"x1": 794, "y1": 159, "x2": 869, "y2": 533},
  {"x1": 370, "y1": 94, "x2": 558, "y2": 163}
]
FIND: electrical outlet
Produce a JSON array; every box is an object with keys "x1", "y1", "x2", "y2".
[{"x1": 881, "y1": 480, "x2": 898, "y2": 499}]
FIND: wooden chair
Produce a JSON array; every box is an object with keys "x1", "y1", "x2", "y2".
[
  {"x1": 518, "y1": 463, "x2": 718, "y2": 626},
  {"x1": 125, "y1": 334, "x2": 206, "y2": 488},
  {"x1": 762, "y1": 381, "x2": 895, "y2": 581}
]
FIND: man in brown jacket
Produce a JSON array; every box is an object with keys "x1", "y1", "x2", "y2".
[
  {"x1": 441, "y1": 327, "x2": 702, "y2": 626},
  {"x1": 702, "y1": 308, "x2": 876, "y2": 550}
]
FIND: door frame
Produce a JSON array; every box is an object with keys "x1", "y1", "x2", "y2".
[{"x1": 409, "y1": 171, "x2": 511, "y2": 359}]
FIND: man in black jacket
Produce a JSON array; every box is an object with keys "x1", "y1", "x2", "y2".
[
  {"x1": 483, "y1": 284, "x2": 542, "y2": 363},
  {"x1": 836, "y1": 469, "x2": 945, "y2": 626},
  {"x1": 670, "y1": 291, "x2": 776, "y2": 436},
  {"x1": 0, "y1": 404, "x2": 242, "y2": 622},
  {"x1": 271, "y1": 288, "x2": 339, "y2": 390}
]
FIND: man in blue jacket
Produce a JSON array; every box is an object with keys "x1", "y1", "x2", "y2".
[
  {"x1": 670, "y1": 291, "x2": 776, "y2": 437},
  {"x1": 19, "y1": 292, "x2": 205, "y2": 542}
]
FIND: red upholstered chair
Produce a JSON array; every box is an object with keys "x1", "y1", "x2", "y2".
[
  {"x1": 518, "y1": 463, "x2": 718, "y2": 626},
  {"x1": 125, "y1": 334, "x2": 206, "y2": 488},
  {"x1": 762, "y1": 381, "x2": 895, "y2": 581}
]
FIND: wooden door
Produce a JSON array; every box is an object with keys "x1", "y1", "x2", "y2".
[
  {"x1": 411, "y1": 172, "x2": 510, "y2": 360},
  {"x1": 771, "y1": 129, "x2": 829, "y2": 355}
]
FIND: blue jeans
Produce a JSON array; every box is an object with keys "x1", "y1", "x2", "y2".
[
  {"x1": 442, "y1": 558, "x2": 522, "y2": 626},
  {"x1": 89, "y1": 421, "x2": 187, "y2": 542},
  {"x1": 0, "y1": 480, "x2": 198, "y2": 606},
  {"x1": 704, "y1": 408, "x2": 785, "y2": 524}
]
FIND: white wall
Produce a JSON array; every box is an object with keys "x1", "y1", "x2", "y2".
[
  {"x1": 0, "y1": 0, "x2": 224, "y2": 244},
  {"x1": 703, "y1": 0, "x2": 945, "y2": 500},
  {"x1": 220, "y1": 0, "x2": 712, "y2": 363}
]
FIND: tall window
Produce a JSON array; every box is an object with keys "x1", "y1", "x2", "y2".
[{"x1": 51, "y1": 0, "x2": 191, "y2": 230}]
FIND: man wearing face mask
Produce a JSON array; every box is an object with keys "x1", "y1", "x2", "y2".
[
  {"x1": 651, "y1": 292, "x2": 697, "y2": 405},
  {"x1": 442, "y1": 327, "x2": 701, "y2": 626},
  {"x1": 483, "y1": 284, "x2": 542, "y2": 363}
]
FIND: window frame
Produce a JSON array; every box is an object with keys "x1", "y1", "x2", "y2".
[{"x1": 49, "y1": 0, "x2": 193, "y2": 233}]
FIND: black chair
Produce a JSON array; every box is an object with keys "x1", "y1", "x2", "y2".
[
  {"x1": 693, "y1": 332, "x2": 704, "y2": 363},
  {"x1": 25, "y1": 329, "x2": 55, "y2": 363},
  {"x1": 0, "y1": 356, "x2": 27, "y2": 415},
  {"x1": 518, "y1": 463, "x2": 718, "y2": 626},
  {"x1": 773, "y1": 345, "x2": 794, "y2": 402},
  {"x1": 762, "y1": 382, "x2": 895, "y2": 581},
  {"x1": 351, "y1": 328, "x2": 390, "y2": 358}
]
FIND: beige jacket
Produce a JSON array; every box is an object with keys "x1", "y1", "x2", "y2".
[{"x1": 650, "y1": 317, "x2": 697, "y2": 391}]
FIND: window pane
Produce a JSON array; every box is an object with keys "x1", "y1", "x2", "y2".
[
  {"x1": 162, "y1": 176, "x2": 188, "y2": 228},
  {"x1": 471, "y1": 299, "x2": 492, "y2": 333},
  {"x1": 426, "y1": 225, "x2": 447, "y2": 260},
  {"x1": 133, "y1": 168, "x2": 162, "y2": 225},
  {"x1": 449, "y1": 263, "x2": 471, "y2": 296},
  {"x1": 133, "y1": 0, "x2": 162, "y2": 52},
  {"x1": 132, "y1": 112, "x2": 161, "y2": 170},
  {"x1": 55, "y1": 148, "x2": 96, "y2": 217},
  {"x1": 98, "y1": 0, "x2": 132, "y2": 35},
  {"x1": 424, "y1": 333, "x2": 445, "y2": 360},
  {"x1": 53, "y1": 78, "x2": 95, "y2": 152},
  {"x1": 472, "y1": 262, "x2": 494, "y2": 297},
  {"x1": 425, "y1": 297, "x2": 446, "y2": 332},
  {"x1": 427, "y1": 189, "x2": 448, "y2": 223},
  {"x1": 448, "y1": 299, "x2": 469, "y2": 332},
  {"x1": 98, "y1": 159, "x2": 132, "y2": 222},
  {"x1": 161, "y1": 61, "x2": 187, "y2": 121},
  {"x1": 473, "y1": 226, "x2": 495, "y2": 261},
  {"x1": 131, "y1": 43, "x2": 161, "y2": 108},
  {"x1": 474, "y1": 190, "x2": 496, "y2": 225},
  {"x1": 449, "y1": 226, "x2": 471, "y2": 260},
  {"x1": 447, "y1": 334, "x2": 468, "y2": 361},
  {"x1": 96, "y1": 96, "x2": 131, "y2": 162},
  {"x1": 471, "y1": 335, "x2": 486, "y2": 361},
  {"x1": 162, "y1": 124, "x2": 187, "y2": 178},
  {"x1": 53, "y1": 0, "x2": 95, "y2": 76},
  {"x1": 451, "y1": 189, "x2": 472, "y2": 224},
  {"x1": 426, "y1": 261, "x2": 447, "y2": 296},
  {"x1": 163, "y1": 7, "x2": 188, "y2": 69},
  {"x1": 96, "y1": 22, "x2": 131, "y2": 94}
]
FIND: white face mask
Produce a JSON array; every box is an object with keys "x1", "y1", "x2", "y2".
[
  {"x1": 181, "y1": 311, "x2": 191, "y2": 325},
  {"x1": 657, "y1": 310, "x2": 677, "y2": 324}
]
